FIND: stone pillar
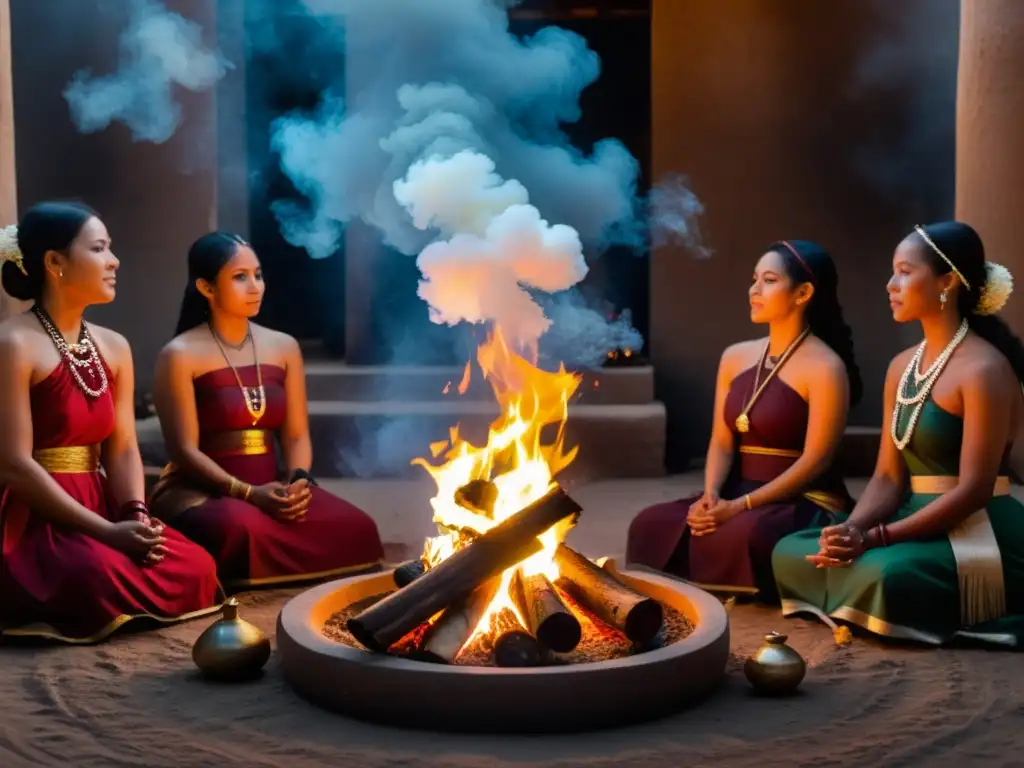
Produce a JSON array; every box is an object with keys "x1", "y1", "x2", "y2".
[
  {"x1": 0, "y1": 0, "x2": 28, "y2": 320},
  {"x1": 955, "y1": 0, "x2": 1024, "y2": 332}
]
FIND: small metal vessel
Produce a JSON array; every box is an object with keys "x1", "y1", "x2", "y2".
[
  {"x1": 192, "y1": 598, "x2": 271, "y2": 682},
  {"x1": 744, "y1": 631, "x2": 806, "y2": 695}
]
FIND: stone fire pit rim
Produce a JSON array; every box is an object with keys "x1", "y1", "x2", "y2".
[{"x1": 277, "y1": 563, "x2": 728, "y2": 676}]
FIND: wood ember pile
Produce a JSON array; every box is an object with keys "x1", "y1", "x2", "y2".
[{"x1": 323, "y1": 482, "x2": 694, "y2": 667}]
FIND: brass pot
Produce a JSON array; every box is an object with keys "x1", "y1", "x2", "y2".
[
  {"x1": 744, "y1": 631, "x2": 806, "y2": 696},
  {"x1": 192, "y1": 598, "x2": 271, "y2": 682}
]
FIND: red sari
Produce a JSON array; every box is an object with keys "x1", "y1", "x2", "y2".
[
  {"x1": 0, "y1": 361, "x2": 223, "y2": 643},
  {"x1": 148, "y1": 364, "x2": 384, "y2": 589}
]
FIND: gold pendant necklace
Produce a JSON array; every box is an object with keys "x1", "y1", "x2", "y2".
[
  {"x1": 210, "y1": 323, "x2": 266, "y2": 426},
  {"x1": 735, "y1": 328, "x2": 809, "y2": 433}
]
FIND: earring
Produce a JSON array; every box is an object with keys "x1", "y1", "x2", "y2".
[
  {"x1": 940, "y1": 290, "x2": 948, "y2": 307},
  {"x1": 58, "y1": 269, "x2": 64, "y2": 278}
]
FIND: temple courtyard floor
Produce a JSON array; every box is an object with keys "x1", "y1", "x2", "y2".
[{"x1": 0, "y1": 474, "x2": 1021, "y2": 768}]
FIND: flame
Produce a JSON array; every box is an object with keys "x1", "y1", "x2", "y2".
[{"x1": 411, "y1": 326, "x2": 580, "y2": 649}]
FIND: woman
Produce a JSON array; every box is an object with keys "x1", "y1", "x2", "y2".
[
  {"x1": 0, "y1": 203, "x2": 222, "y2": 643},
  {"x1": 148, "y1": 232, "x2": 384, "y2": 589},
  {"x1": 773, "y1": 222, "x2": 1024, "y2": 646},
  {"x1": 626, "y1": 240, "x2": 860, "y2": 598}
]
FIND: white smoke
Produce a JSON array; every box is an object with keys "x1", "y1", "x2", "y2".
[
  {"x1": 270, "y1": 0, "x2": 665, "y2": 355},
  {"x1": 63, "y1": 0, "x2": 230, "y2": 144},
  {"x1": 403, "y1": 150, "x2": 588, "y2": 349}
]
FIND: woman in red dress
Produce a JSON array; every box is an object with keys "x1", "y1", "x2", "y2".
[
  {"x1": 148, "y1": 232, "x2": 383, "y2": 589},
  {"x1": 0, "y1": 202, "x2": 222, "y2": 643}
]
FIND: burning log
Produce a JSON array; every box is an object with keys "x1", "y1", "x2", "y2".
[
  {"x1": 348, "y1": 485, "x2": 581, "y2": 652},
  {"x1": 553, "y1": 544, "x2": 663, "y2": 645},
  {"x1": 392, "y1": 559, "x2": 428, "y2": 588},
  {"x1": 512, "y1": 570, "x2": 581, "y2": 653},
  {"x1": 414, "y1": 579, "x2": 501, "y2": 664},
  {"x1": 490, "y1": 607, "x2": 542, "y2": 667},
  {"x1": 454, "y1": 479, "x2": 499, "y2": 518},
  {"x1": 393, "y1": 480, "x2": 500, "y2": 590}
]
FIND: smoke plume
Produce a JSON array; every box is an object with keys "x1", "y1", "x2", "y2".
[
  {"x1": 270, "y1": 0, "x2": 662, "y2": 355},
  {"x1": 64, "y1": 0, "x2": 230, "y2": 144}
]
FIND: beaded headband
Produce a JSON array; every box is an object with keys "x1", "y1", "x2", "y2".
[{"x1": 914, "y1": 225, "x2": 970, "y2": 290}]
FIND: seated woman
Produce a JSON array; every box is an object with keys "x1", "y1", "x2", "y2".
[
  {"x1": 148, "y1": 232, "x2": 384, "y2": 589},
  {"x1": 0, "y1": 202, "x2": 222, "y2": 643},
  {"x1": 773, "y1": 222, "x2": 1024, "y2": 646},
  {"x1": 627, "y1": 240, "x2": 860, "y2": 598}
]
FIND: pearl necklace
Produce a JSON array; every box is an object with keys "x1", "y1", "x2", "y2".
[
  {"x1": 33, "y1": 306, "x2": 109, "y2": 398},
  {"x1": 890, "y1": 319, "x2": 968, "y2": 451}
]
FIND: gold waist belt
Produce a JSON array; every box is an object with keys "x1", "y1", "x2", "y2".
[
  {"x1": 199, "y1": 429, "x2": 271, "y2": 458},
  {"x1": 908, "y1": 474, "x2": 1012, "y2": 628},
  {"x1": 739, "y1": 445, "x2": 800, "y2": 458},
  {"x1": 33, "y1": 444, "x2": 101, "y2": 474},
  {"x1": 909, "y1": 475, "x2": 1010, "y2": 496},
  {"x1": 738, "y1": 445, "x2": 844, "y2": 515}
]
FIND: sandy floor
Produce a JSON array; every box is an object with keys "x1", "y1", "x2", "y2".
[{"x1": 1, "y1": 476, "x2": 1022, "y2": 768}]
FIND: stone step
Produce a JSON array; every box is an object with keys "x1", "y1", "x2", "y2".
[{"x1": 303, "y1": 360, "x2": 655, "y2": 405}]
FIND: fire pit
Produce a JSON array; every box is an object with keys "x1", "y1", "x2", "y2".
[
  {"x1": 276, "y1": 330, "x2": 727, "y2": 730},
  {"x1": 277, "y1": 560, "x2": 729, "y2": 732}
]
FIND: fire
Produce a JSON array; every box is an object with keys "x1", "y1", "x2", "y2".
[{"x1": 411, "y1": 326, "x2": 581, "y2": 648}]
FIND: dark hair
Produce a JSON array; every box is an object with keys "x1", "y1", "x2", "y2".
[
  {"x1": 915, "y1": 221, "x2": 1024, "y2": 384},
  {"x1": 175, "y1": 231, "x2": 249, "y2": 335},
  {"x1": 1, "y1": 201, "x2": 98, "y2": 302},
  {"x1": 768, "y1": 239, "x2": 863, "y2": 405}
]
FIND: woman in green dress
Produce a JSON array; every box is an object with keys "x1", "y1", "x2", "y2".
[{"x1": 772, "y1": 221, "x2": 1024, "y2": 647}]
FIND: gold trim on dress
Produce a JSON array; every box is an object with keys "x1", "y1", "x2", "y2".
[
  {"x1": 909, "y1": 474, "x2": 1010, "y2": 628},
  {"x1": 780, "y1": 599, "x2": 1019, "y2": 647},
  {"x1": 33, "y1": 444, "x2": 101, "y2": 474},
  {"x1": 802, "y1": 490, "x2": 846, "y2": 516},
  {"x1": 199, "y1": 429, "x2": 272, "y2": 458},
  {"x1": 1, "y1": 600, "x2": 225, "y2": 644},
  {"x1": 738, "y1": 445, "x2": 801, "y2": 458}
]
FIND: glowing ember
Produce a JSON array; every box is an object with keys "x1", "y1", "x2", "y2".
[{"x1": 411, "y1": 327, "x2": 581, "y2": 651}]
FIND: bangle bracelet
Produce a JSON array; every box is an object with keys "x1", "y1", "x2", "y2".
[
  {"x1": 242, "y1": 483, "x2": 252, "y2": 502},
  {"x1": 877, "y1": 523, "x2": 890, "y2": 547},
  {"x1": 744, "y1": 494, "x2": 753, "y2": 511}
]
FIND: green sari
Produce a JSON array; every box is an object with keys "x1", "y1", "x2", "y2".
[{"x1": 771, "y1": 395, "x2": 1024, "y2": 647}]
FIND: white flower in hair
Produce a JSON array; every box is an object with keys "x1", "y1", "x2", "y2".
[
  {"x1": 975, "y1": 261, "x2": 1014, "y2": 316},
  {"x1": 0, "y1": 224, "x2": 27, "y2": 276}
]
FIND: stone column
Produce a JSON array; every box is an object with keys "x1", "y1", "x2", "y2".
[
  {"x1": 955, "y1": 0, "x2": 1024, "y2": 332},
  {"x1": 0, "y1": 0, "x2": 28, "y2": 319}
]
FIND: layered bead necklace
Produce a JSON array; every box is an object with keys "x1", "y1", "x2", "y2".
[
  {"x1": 33, "y1": 305, "x2": 109, "y2": 398},
  {"x1": 209, "y1": 323, "x2": 266, "y2": 426},
  {"x1": 890, "y1": 319, "x2": 969, "y2": 451}
]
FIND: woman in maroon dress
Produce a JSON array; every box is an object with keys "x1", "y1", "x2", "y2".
[
  {"x1": 0, "y1": 202, "x2": 222, "y2": 643},
  {"x1": 148, "y1": 232, "x2": 383, "y2": 589},
  {"x1": 626, "y1": 240, "x2": 861, "y2": 599}
]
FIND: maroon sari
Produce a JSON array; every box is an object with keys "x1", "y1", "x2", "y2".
[
  {"x1": 148, "y1": 364, "x2": 384, "y2": 589},
  {"x1": 626, "y1": 361, "x2": 850, "y2": 597},
  {"x1": 0, "y1": 361, "x2": 222, "y2": 643}
]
